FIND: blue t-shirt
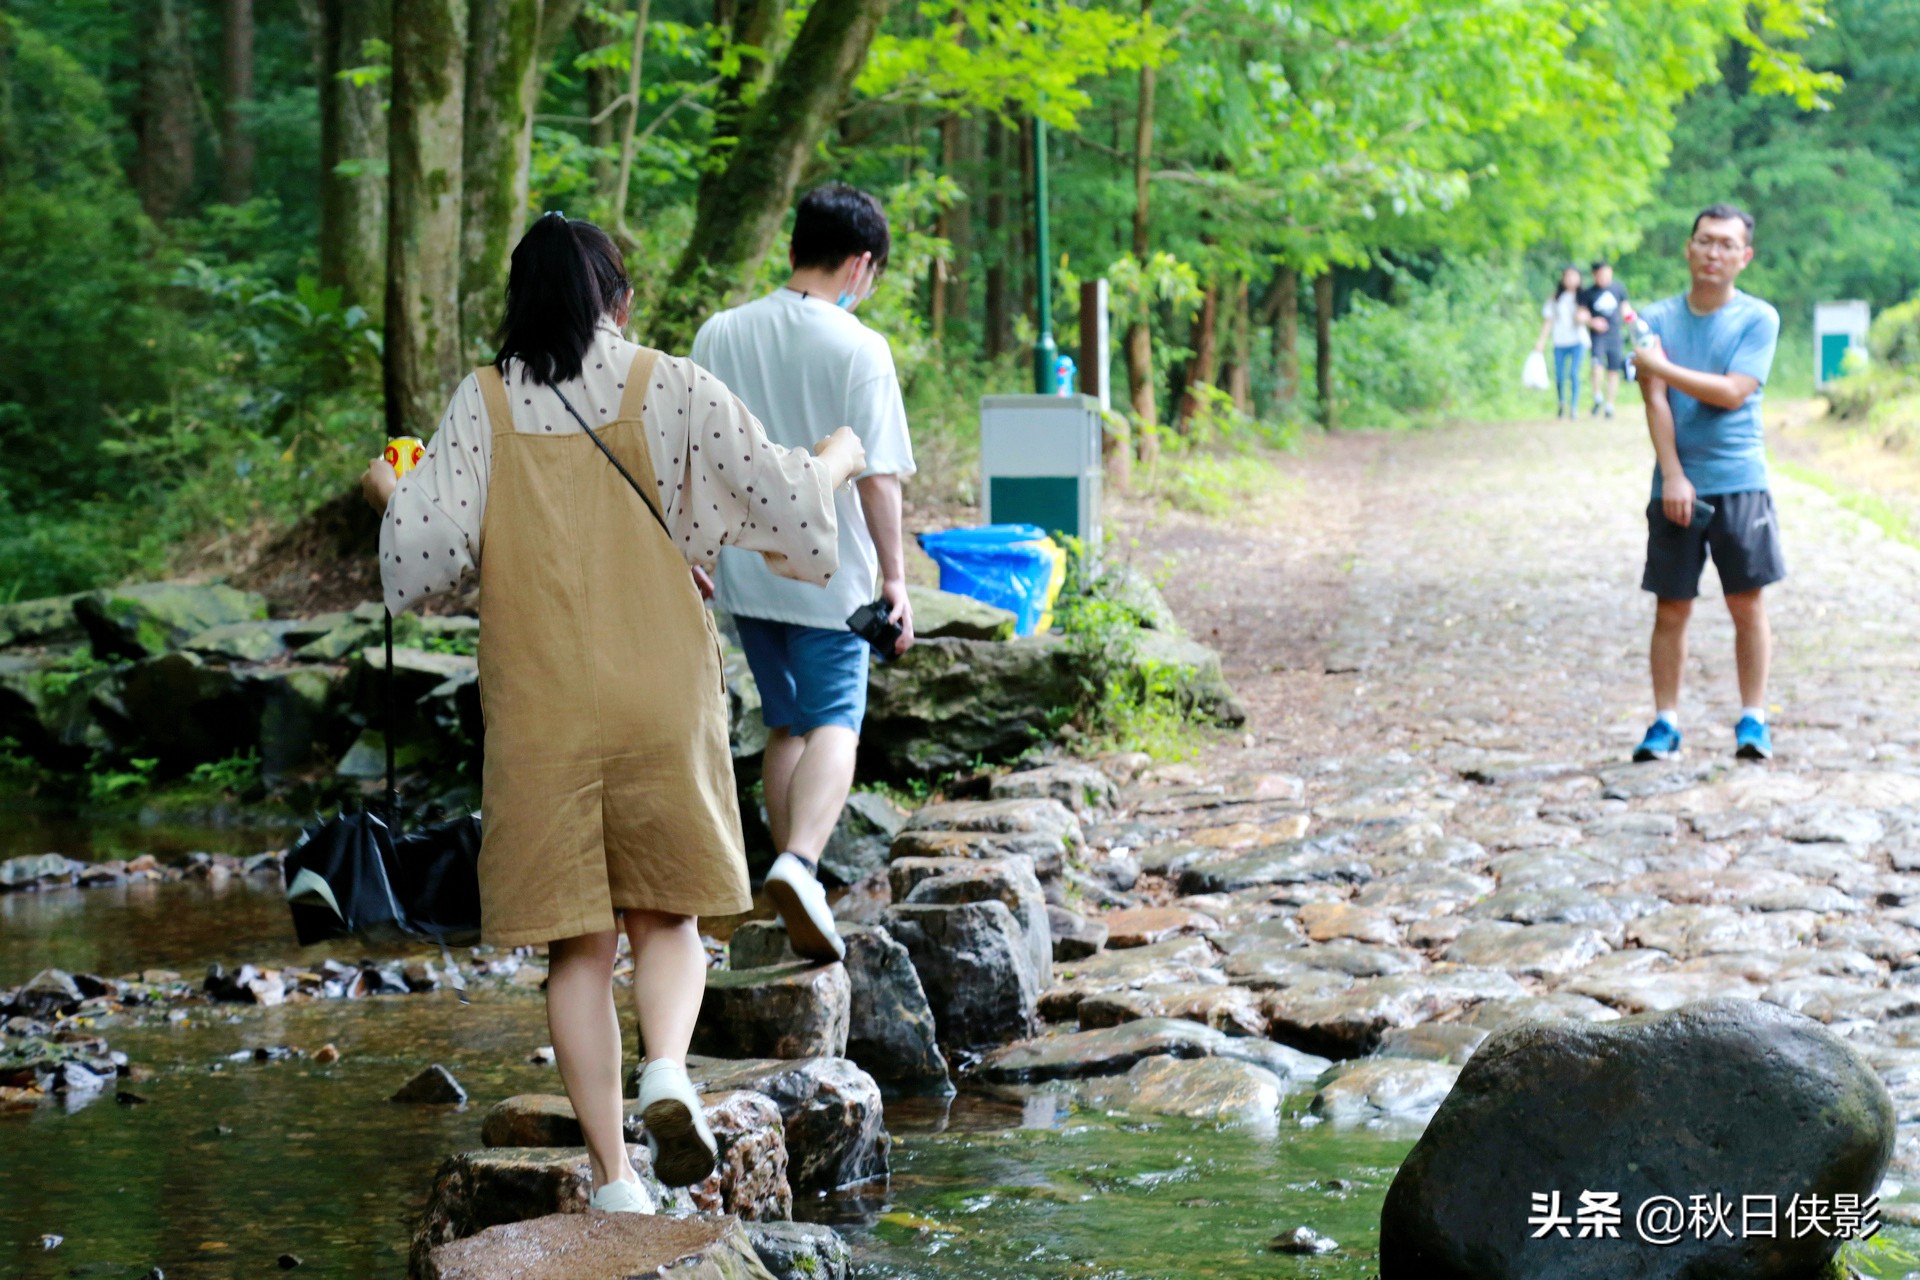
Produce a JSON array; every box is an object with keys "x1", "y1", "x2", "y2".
[{"x1": 1643, "y1": 290, "x2": 1780, "y2": 498}]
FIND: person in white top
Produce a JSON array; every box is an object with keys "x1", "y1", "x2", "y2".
[
  {"x1": 691, "y1": 183, "x2": 916, "y2": 962},
  {"x1": 1533, "y1": 265, "x2": 1590, "y2": 419}
]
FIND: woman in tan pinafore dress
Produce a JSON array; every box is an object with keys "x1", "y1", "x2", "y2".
[{"x1": 362, "y1": 215, "x2": 867, "y2": 1213}]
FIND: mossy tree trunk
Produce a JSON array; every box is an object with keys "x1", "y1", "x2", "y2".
[
  {"x1": 319, "y1": 0, "x2": 390, "y2": 322},
  {"x1": 134, "y1": 0, "x2": 198, "y2": 221},
  {"x1": 461, "y1": 0, "x2": 544, "y2": 355},
  {"x1": 650, "y1": 0, "x2": 894, "y2": 351},
  {"x1": 384, "y1": 0, "x2": 468, "y2": 436},
  {"x1": 219, "y1": 0, "x2": 255, "y2": 205}
]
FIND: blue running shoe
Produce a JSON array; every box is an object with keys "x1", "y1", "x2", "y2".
[
  {"x1": 1633, "y1": 719, "x2": 1682, "y2": 762},
  {"x1": 1735, "y1": 715, "x2": 1773, "y2": 761}
]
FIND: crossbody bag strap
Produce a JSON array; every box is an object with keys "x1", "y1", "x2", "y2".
[{"x1": 549, "y1": 380, "x2": 673, "y2": 543}]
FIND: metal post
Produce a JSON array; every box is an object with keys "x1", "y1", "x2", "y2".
[{"x1": 1031, "y1": 114, "x2": 1058, "y2": 394}]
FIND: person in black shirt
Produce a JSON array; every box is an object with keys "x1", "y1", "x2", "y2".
[{"x1": 1577, "y1": 260, "x2": 1630, "y2": 418}]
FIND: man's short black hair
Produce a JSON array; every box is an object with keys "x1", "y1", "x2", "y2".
[
  {"x1": 1692, "y1": 203, "x2": 1755, "y2": 245},
  {"x1": 791, "y1": 183, "x2": 891, "y2": 273},
  {"x1": 1591, "y1": 259, "x2": 1611, "y2": 272}
]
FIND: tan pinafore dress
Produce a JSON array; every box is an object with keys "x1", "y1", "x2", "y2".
[{"x1": 472, "y1": 349, "x2": 752, "y2": 946}]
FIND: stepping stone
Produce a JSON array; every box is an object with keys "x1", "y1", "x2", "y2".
[
  {"x1": 978, "y1": 1017, "x2": 1326, "y2": 1085},
  {"x1": 893, "y1": 857, "x2": 1051, "y2": 981},
  {"x1": 415, "y1": 1211, "x2": 772, "y2": 1280},
  {"x1": 1097, "y1": 906, "x2": 1218, "y2": 948},
  {"x1": 990, "y1": 763, "x2": 1117, "y2": 812},
  {"x1": 884, "y1": 901, "x2": 1040, "y2": 1052},
  {"x1": 474, "y1": 1091, "x2": 789, "y2": 1220},
  {"x1": 745, "y1": 1221, "x2": 851, "y2": 1280},
  {"x1": 683, "y1": 1057, "x2": 888, "y2": 1193},
  {"x1": 691, "y1": 963, "x2": 849, "y2": 1061},
  {"x1": 1296, "y1": 901, "x2": 1401, "y2": 946},
  {"x1": 1047, "y1": 906, "x2": 1108, "y2": 960},
  {"x1": 1266, "y1": 970, "x2": 1525, "y2": 1058},
  {"x1": 1077, "y1": 982, "x2": 1267, "y2": 1038},
  {"x1": 1076, "y1": 1053, "x2": 1285, "y2": 1127},
  {"x1": 1439, "y1": 922, "x2": 1611, "y2": 979},
  {"x1": 1309, "y1": 1058, "x2": 1459, "y2": 1126}
]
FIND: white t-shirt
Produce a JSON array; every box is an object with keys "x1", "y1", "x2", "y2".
[
  {"x1": 1543, "y1": 291, "x2": 1588, "y2": 348},
  {"x1": 693, "y1": 289, "x2": 916, "y2": 630}
]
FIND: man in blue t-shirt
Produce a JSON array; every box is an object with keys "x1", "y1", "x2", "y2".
[{"x1": 1630, "y1": 203, "x2": 1784, "y2": 764}]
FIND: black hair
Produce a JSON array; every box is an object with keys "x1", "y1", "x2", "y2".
[
  {"x1": 1554, "y1": 265, "x2": 1581, "y2": 298},
  {"x1": 1692, "y1": 203, "x2": 1755, "y2": 245},
  {"x1": 493, "y1": 212, "x2": 631, "y2": 386},
  {"x1": 790, "y1": 183, "x2": 891, "y2": 273},
  {"x1": 1591, "y1": 259, "x2": 1611, "y2": 272}
]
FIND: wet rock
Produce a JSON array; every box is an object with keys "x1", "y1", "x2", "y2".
[
  {"x1": 1041, "y1": 936, "x2": 1225, "y2": 1020},
  {"x1": 204, "y1": 963, "x2": 287, "y2": 1006},
  {"x1": 112, "y1": 653, "x2": 264, "y2": 768},
  {"x1": 887, "y1": 828, "x2": 1071, "y2": 879},
  {"x1": 8, "y1": 969, "x2": 83, "y2": 1019},
  {"x1": 683, "y1": 1057, "x2": 889, "y2": 1192},
  {"x1": 1460, "y1": 995, "x2": 1620, "y2": 1030},
  {"x1": 692, "y1": 963, "x2": 850, "y2": 1061},
  {"x1": 476, "y1": 1091, "x2": 790, "y2": 1220},
  {"x1": 415, "y1": 1211, "x2": 774, "y2": 1280},
  {"x1": 183, "y1": 619, "x2": 292, "y2": 663},
  {"x1": 862, "y1": 637, "x2": 1081, "y2": 779},
  {"x1": 0, "y1": 591, "x2": 90, "y2": 648},
  {"x1": 0, "y1": 853, "x2": 82, "y2": 892},
  {"x1": 978, "y1": 1017, "x2": 1327, "y2": 1084},
  {"x1": 884, "y1": 901, "x2": 1040, "y2": 1053},
  {"x1": 1098, "y1": 906, "x2": 1218, "y2": 949},
  {"x1": 1077, "y1": 982, "x2": 1267, "y2": 1038},
  {"x1": 893, "y1": 856, "x2": 1052, "y2": 981},
  {"x1": 1375, "y1": 1024, "x2": 1491, "y2": 1065},
  {"x1": 1296, "y1": 901, "x2": 1401, "y2": 946},
  {"x1": 392, "y1": 1065, "x2": 467, "y2": 1105},
  {"x1": 1562, "y1": 969, "x2": 1760, "y2": 1015},
  {"x1": 1077, "y1": 1053, "x2": 1286, "y2": 1126},
  {"x1": 898, "y1": 797, "x2": 1084, "y2": 855},
  {"x1": 1440, "y1": 922, "x2": 1611, "y2": 979},
  {"x1": 991, "y1": 762, "x2": 1118, "y2": 813},
  {"x1": 1310, "y1": 1058, "x2": 1458, "y2": 1126},
  {"x1": 1266, "y1": 970, "x2": 1525, "y2": 1059},
  {"x1": 1378, "y1": 1000, "x2": 1895, "y2": 1280},
  {"x1": 1177, "y1": 840, "x2": 1371, "y2": 895},
  {"x1": 1047, "y1": 906, "x2": 1107, "y2": 960},
  {"x1": 1628, "y1": 905, "x2": 1816, "y2": 958},
  {"x1": 745, "y1": 1221, "x2": 851, "y2": 1280},
  {"x1": 75, "y1": 581, "x2": 268, "y2": 660},
  {"x1": 1209, "y1": 918, "x2": 1310, "y2": 953},
  {"x1": 817, "y1": 792, "x2": 910, "y2": 888},
  {"x1": 1270, "y1": 1226, "x2": 1340, "y2": 1255}
]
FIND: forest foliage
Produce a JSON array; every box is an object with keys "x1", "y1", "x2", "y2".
[{"x1": 0, "y1": 0, "x2": 1906, "y2": 600}]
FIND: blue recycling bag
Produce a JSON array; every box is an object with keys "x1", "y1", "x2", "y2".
[{"x1": 917, "y1": 524, "x2": 1067, "y2": 637}]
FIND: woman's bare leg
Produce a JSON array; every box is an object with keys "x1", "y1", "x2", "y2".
[
  {"x1": 623, "y1": 909, "x2": 707, "y2": 1065},
  {"x1": 546, "y1": 931, "x2": 637, "y2": 1189}
]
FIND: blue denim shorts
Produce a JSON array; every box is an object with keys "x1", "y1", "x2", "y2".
[{"x1": 733, "y1": 615, "x2": 871, "y2": 735}]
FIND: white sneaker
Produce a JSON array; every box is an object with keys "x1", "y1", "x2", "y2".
[
  {"x1": 635, "y1": 1059, "x2": 718, "y2": 1187},
  {"x1": 764, "y1": 851, "x2": 846, "y2": 962},
  {"x1": 588, "y1": 1176, "x2": 654, "y2": 1214}
]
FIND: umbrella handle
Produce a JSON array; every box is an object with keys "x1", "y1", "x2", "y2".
[{"x1": 384, "y1": 607, "x2": 398, "y2": 829}]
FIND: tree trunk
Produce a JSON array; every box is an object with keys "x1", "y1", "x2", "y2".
[
  {"x1": 711, "y1": 0, "x2": 786, "y2": 147},
  {"x1": 983, "y1": 116, "x2": 1010, "y2": 359},
  {"x1": 385, "y1": 0, "x2": 469, "y2": 437},
  {"x1": 1123, "y1": 1, "x2": 1157, "y2": 441},
  {"x1": 652, "y1": 0, "x2": 893, "y2": 351},
  {"x1": 319, "y1": 0, "x2": 390, "y2": 322},
  {"x1": 1224, "y1": 276, "x2": 1251, "y2": 415},
  {"x1": 1269, "y1": 264, "x2": 1299, "y2": 410},
  {"x1": 1314, "y1": 270, "x2": 1335, "y2": 431},
  {"x1": 1176, "y1": 280, "x2": 1219, "y2": 432},
  {"x1": 1017, "y1": 117, "x2": 1034, "y2": 324},
  {"x1": 135, "y1": 0, "x2": 198, "y2": 221},
  {"x1": 577, "y1": 10, "x2": 618, "y2": 200},
  {"x1": 462, "y1": 0, "x2": 544, "y2": 355},
  {"x1": 949, "y1": 112, "x2": 975, "y2": 338},
  {"x1": 929, "y1": 112, "x2": 957, "y2": 340},
  {"x1": 610, "y1": 0, "x2": 652, "y2": 237},
  {"x1": 220, "y1": 0, "x2": 255, "y2": 204}
]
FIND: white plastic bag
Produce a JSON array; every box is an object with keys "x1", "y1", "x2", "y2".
[{"x1": 1521, "y1": 349, "x2": 1550, "y2": 391}]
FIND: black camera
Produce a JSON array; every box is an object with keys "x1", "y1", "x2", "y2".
[{"x1": 846, "y1": 600, "x2": 903, "y2": 659}]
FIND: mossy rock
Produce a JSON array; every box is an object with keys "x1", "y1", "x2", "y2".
[{"x1": 76, "y1": 582, "x2": 268, "y2": 660}]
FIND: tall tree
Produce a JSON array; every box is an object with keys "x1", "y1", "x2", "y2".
[
  {"x1": 1123, "y1": 0, "x2": 1156, "y2": 432},
  {"x1": 983, "y1": 115, "x2": 1011, "y2": 357},
  {"x1": 461, "y1": 0, "x2": 544, "y2": 352},
  {"x1": 219, "y1": 0, "x2": 255, "y2": 204},
  {"x1": 1313, "y1": 271, "x2": 1333, "y2": 430},
  {"x1": 652, "y1": 0, "x2": 895, "y2": 350},
  {"x1": 319, "y1": 0, "x2": 390, "y2": 321},
  {"x1": 1267, "y1": 265, "x2": 1298, "y2": 409},
  {"x1": 385, "y1": 0, "x2": 468, "y2": 436},
  {"x1": 133, "y1": 0, "x2": 197, "y2": 220}
]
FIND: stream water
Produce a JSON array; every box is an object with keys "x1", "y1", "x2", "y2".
[{"x1": 0, "y1": 825, "x2": 1410, "y2": 1279}]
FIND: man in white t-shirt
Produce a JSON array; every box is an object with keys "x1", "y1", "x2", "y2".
[{"x1": 691, "y1": 183, "x2": 916, "y2": 962}]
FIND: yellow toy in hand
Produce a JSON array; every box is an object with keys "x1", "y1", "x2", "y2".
[{"x1": 384, "y1": 436, "x2": 426, "y2": 478}]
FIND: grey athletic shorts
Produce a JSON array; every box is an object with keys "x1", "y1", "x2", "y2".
[
  {"x1": 1591, "y1": 337, "x2": 1628, "y2": 373},
  {"x1": 1642, "y1": 489, "x2": 1786, "y2": 599}
]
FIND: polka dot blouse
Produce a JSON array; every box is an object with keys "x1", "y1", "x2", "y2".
[{"x1": 378, "y1": 322, "x2": 840, "y2": 615}]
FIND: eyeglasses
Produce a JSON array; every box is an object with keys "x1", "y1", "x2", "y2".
[{"x1": 1690, "y1": 235, "x2": 1747, "y2": 254}]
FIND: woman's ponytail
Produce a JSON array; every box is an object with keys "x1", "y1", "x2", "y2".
[{"x1": 493, "y1": 213, "x2": 631, "y2": 386}]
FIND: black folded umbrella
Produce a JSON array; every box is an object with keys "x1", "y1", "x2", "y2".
[{"x1": 283, "y1": 609, "x2": 483, "y2": 968}]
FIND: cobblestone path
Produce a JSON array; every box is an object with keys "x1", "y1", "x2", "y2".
[{"x1": 1098, "y1": 411, "x2": 1920, "y2": 1181}]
